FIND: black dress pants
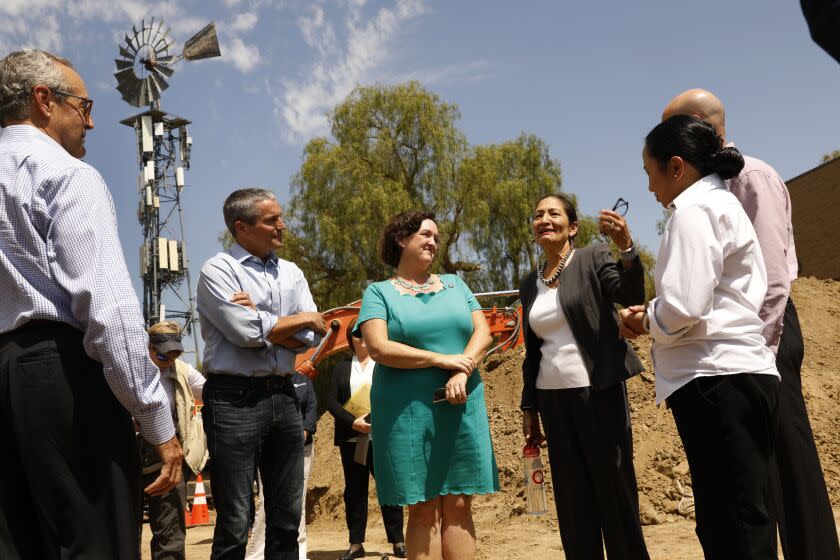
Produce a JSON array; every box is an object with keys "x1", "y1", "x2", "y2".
[
  {"x1": 338, "y1": 441, "x2": 404, "y2": 545},
  {"x1": 537, "y1": 383, "x2": 650, "y2": 560},
  {"x1": 768, "y1": 298, "x2": 840, "y2": 560},
  {"x1": 669, "y1": 373, "x2": 779, "y2": 560},
  {"x1": 0, "y1": 322, "x2": 141, "y2": 559}
]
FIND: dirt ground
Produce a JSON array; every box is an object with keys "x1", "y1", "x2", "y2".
[{"x1": 148, "y1": 277, "x2": 840, "y2": 559}]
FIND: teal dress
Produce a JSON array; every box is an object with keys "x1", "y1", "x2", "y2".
[{"x1": 355, "y1": 274, "x2": 500, "y2": 506}]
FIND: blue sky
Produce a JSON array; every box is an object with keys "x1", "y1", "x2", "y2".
[{"x1": 2, "y1": 0, "x2": 838, "y2": 360}]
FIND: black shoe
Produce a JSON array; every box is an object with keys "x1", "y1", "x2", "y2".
[
  {"x1": 392, "y1": 543, "x2": 407, "y2": 558},
  {"x1": 338, "y1": 545, "x2": 365, "y2": 560}
]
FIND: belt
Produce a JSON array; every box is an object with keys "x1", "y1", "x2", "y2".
[
  {"x1": 1, "y1": 319, "x2": 81, "y2": 342},
  {"x1": 207, "y1": 372, "x2": 293, "y2": 393}
]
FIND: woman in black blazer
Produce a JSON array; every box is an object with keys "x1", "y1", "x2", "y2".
[
  {"x1": 327, "y1": 320, "x2": 405, "y2": 560},
  {"x1": 520, "y1": 193, "x2": 650, "y2": 560}
]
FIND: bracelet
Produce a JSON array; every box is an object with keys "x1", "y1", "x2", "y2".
[{"x1": 619, "y1": 244, "x2": 638, "y2": 262}]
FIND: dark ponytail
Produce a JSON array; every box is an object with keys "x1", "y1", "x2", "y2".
[
  {"x1": 645, "y1": 115, "x2": 744, "y2": 180},
  {"x1": 708, "y1": 146, "x2": 744, "y2": 180}
]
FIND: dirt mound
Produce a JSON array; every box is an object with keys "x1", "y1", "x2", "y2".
[{"x1": 305, "y1": 277, "x2": 840, "y2": 529}]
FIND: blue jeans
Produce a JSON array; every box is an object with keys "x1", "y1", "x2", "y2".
[{"x1": 203, "y1": 374, "x2": 304, "y2": 560}]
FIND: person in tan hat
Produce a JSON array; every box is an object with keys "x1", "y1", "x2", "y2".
[{"x1": 139, "y1": 321, "x2": 208, "y2": 560}]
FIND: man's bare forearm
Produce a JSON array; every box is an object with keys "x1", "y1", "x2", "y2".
[{"x1": 267, "y1": 315, "x2": 313, "y2": 344}]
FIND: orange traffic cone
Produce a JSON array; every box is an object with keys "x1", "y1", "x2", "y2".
[{"x1": 187, "y1": 474, "x2": 211, "y2": 526}]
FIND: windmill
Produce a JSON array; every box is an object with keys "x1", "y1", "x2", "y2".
[
  {"x1": 115, "y1": 18, "x2": 222, "y2": 363},
  {"x1": 114, "y1": 18, "x2": 220, "y2": 108}
]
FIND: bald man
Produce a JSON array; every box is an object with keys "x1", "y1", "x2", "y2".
[{"x1": 662, "y1": 89, "x2": 840, "y2": 560}]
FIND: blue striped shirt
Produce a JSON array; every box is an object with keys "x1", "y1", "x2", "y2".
[
  {"x1": 0, "y1": 125, "x2": 174, "y2": 444},
  {"x1": 196, "y1": 243, "x2": 320, "y2": 377}
]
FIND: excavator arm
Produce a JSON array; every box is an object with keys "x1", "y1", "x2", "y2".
[{"x1": 294, "y1": 291, "x2": 523, "y2": 379}]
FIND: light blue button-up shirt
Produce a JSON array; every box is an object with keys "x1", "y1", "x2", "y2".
[
  {"x1": 0, "y1": 125, "x2": 173, "y2": 444},
  {"x1": 196, "y1": 243, "x2": 320, "y2": 377}
]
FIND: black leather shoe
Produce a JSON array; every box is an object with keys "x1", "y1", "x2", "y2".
[
  {"x1": 392, "y1": 543, "x2": 407, "y2": 558},
  {"x1": 338, "y1": 545, "x2": 365, "y2": 560}
]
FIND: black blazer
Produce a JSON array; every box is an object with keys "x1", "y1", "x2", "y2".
[
  {"x1": 519, "y1": 242, "x2": 645, "y2": 410},
  {"x1": 327, "y1": 358, "x2": 364, "y2": 446}
]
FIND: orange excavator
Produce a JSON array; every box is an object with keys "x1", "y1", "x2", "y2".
[{"x1": 294, "y1": 290, "x2": 524, "y2": 378}]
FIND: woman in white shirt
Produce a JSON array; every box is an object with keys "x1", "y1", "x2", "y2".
[
  {"x1": 621, "y1": 115, "x2": 780, "y2": 560},
  {"x1": 519, "y1": 194, "x2": 650, "y2": 560},
  {"x1": 326, "y1": 319, "x2": 406, "y2": 560}
]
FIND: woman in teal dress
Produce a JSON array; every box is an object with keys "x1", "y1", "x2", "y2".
[{"x1": 355, "y1": 210, "x2": 499, "y2": 560}]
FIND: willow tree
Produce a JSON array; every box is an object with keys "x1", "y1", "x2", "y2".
[
  {"x1": 225, "y1": 81, "x2": 653, "y2": 308},
  {"x1": 281, "y1": 82, "x2": 580, "y2": 307}
]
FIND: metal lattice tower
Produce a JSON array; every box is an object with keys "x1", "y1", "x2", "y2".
[
  {"x1": 120, "y1": 110, "x2": 200, "y2": 358},
  {"x1": 114, "y1": 18, "x2": 222, "y2": 362}
]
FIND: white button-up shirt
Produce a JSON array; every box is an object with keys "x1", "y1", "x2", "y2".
[{"x1": 648, "y1": 174, "x2": 779, "y2": 403}]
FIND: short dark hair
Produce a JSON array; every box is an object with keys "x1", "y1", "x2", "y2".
[
  {"x1": 535, "y1": 193, "x2": 579, "y2": 240},
  {"x1": 645, "y1": 115, "x2": 744, "y2": 180},
  {"x1": 223, "y1": 188, "x2": 276, "y2": 238},
  {"x1": 378, "y1": 210, "x2": 436, "y2": 268}
]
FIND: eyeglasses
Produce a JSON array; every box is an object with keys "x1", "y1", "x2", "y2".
[
  {"x1": 611, "y1": 197, "x2": 629, "y2": 216},
  {"x1": 52, "y1": 89, "x2": 94, "y2": 116}
]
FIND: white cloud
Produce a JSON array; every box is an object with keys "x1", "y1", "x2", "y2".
[
  {"x1": 230, "y1": 12, "x2": 258, "y2": 33},
  {"x1": 399, "y1": 59, "x2": 494, "y2": 86},
  {"x1": 224, "y1": 37, "x2": 262, "y2": 73},
  {"x1": 276, "y1": 0, "x2": 427, "y2": 143}
]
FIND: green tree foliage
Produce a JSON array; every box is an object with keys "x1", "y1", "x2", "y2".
[
  {"x1": 822, "y1": 150, "x2": 840, "y2": 163},
  {"x1": 221, "y1": 81, "x2": 656, "y2": 307}
]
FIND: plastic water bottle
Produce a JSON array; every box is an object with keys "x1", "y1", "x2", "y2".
[{"x1": 523, "y1": 444, "x2": 548, "y2": 515}]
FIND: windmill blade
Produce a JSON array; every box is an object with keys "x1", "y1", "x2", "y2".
[
  {"x1": 149, "y1": 72, "x2": 169, "y2": 95},
  {"x1": 161, "y1": 39, "x2": 176, "y2": 54},
  {"x1": 117, "y1": 74, "x2": 144, "y2": 107},
  {"x1": 119, "y1": 44, "x2": 134, "y2": 59},
  {"x1": 124, "y1": 33, "x2": 137, "y2": 53},
  {"x1": 156, "y1": 55, "x2": 175, "y2": 64},
  {"x1": 153, "y1": 26, "x2": 171, "y2": 50},
  {"x1": 114, "y1": 58, "x2": 133, "y2": 71},
  {"x1": 152, "y1": 63, "x2": 174, "y2": 78},
  {"x1": 114, "y1": 67, "x2": 136, "y2": 82},
  {"x1": 116, "y1": 72, "x2": 142, "y2": 95},
  {"x1": 146, "y1": 77, "x2": 161, "y2": 102}
]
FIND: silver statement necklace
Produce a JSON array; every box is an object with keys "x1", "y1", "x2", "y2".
[
  {"x1": 393, "y1": 273, "x2": 435, "y2": 292},
  {"x1": 538, "y1": 248, "x2": 574, "y2": 287}
]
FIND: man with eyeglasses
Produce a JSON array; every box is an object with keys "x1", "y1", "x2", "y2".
[{"x1": 0, "y1": 50, "x2": 182, "y2": 558}]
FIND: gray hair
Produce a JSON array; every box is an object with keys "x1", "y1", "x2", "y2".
[
  {"x1": 0, "y1": 50, "x2": 74, "y2": 126},
  {"x1": 223, "y1": 188, "x2": 277, "y2": 238}
]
